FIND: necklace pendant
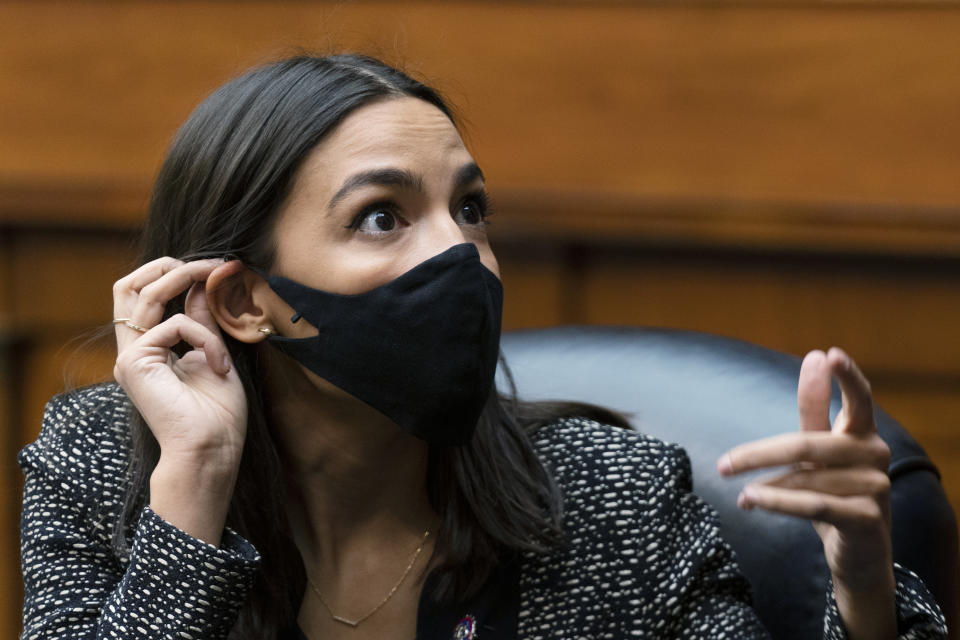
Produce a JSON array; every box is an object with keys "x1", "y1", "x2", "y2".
[
  {"x1": 332, "y1": 615, "x2": 360, "y2": 627},
  {"x1": 452, "y1": 615, "x2": 477, "y2": 640}
]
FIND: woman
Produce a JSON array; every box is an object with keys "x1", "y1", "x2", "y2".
[{"x1": 19, "y1": 54, "x2": 946, "y2": 640}]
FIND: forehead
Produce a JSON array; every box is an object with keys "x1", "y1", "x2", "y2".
[{"x1": 297, "y1": 97, "x2": 469, "y2": 189}]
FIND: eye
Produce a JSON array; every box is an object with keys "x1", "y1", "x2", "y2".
[
  {"x1": 454, "y1": 193, "x2": 491, "y2": 226},
  {"x1": 347, "y1": 207, "x2": 399, "y2": 234}
]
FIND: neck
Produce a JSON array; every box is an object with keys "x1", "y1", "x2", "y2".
[{"x1": 266, "y1": 355, "x2": 436, "y2": 574}]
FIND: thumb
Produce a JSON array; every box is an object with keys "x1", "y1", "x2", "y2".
[{"x1": 798, "y1": 350, "x2": 831, "y2": 433}]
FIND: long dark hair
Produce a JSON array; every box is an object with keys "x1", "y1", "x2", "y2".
[{"x1": 117, "y1": 53, "x2": 630, "y2": 638}]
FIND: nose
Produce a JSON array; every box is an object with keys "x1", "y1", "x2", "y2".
[
  {"x1": 420, "y1": 209, "x2": 469, "y2": 257},
  {"x1": 409, "y1": 207, "x2": 500, "y2": 278}
]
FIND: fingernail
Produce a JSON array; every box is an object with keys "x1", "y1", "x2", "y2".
[
  {"x1": 830, "y1": 347, "x2": 850, "y2": 370},
  {"x1": 222, "y1": 355, "x2": 231, "y2": 374},
  {"x1": 717, "y1": 454, "x2": 733, "y2": 476},
  {"x1": 738, "y1": 486, "x2": 757, "y2": 510}
]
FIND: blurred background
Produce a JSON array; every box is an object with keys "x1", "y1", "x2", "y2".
[{"x1": 2, "y1": 1, "x2": 959, "y2": 635}]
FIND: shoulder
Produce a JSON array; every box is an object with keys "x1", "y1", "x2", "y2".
[
  {"x1": 18, "y1": 382, "x2": 133, "y2": 507},
  {"x1": 519, "y1": 417, "x2": 745, "y2": 631},
  {"x1": 529, "y1": 416, "x2": 726, "y2": 556},
  {"x1": 531, "y1": 415, "x2": 694, "y2": 500}
]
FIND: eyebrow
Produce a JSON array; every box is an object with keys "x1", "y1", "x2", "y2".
[
  {"x1": 452, "y1": 163, "x2": 485, "y2": 191},
  {"x1": 327, "y1": 162, "x2": 485, "y2": 210}
]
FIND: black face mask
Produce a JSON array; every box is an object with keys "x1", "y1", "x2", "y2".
[{"x1": 255, "y1": 243, "x2": 503, "y2": 446}]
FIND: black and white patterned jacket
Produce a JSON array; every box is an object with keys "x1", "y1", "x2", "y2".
[{"x1": 19, "y1": 384, "x2": 947, "y2": 639}]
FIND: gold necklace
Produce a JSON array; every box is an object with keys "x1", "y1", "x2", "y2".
[{"x1": 307, "y1": 528, "x2": 431, "y2": 628}]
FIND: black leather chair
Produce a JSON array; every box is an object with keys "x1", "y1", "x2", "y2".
[{"x1": 499, "y1": 326, "x2": 958, "y2": 639}]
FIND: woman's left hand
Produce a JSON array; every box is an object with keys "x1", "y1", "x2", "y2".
[{"x1": 718, "y1": 347, "x2": 897, "y2": 640}]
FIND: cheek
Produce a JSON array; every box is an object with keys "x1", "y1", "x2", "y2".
[
  {"x1": 478, "y1": 246, "x2": 501, "y2": 280},
  {"x1": 277, "y1": 238, "x2": 399, "y2": 295},
  {"x1": 327, "y1": 250, "x2": 410, "y2": 293}
]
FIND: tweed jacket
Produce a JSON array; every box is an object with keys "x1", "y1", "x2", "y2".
[{"x1": 19, "y1": 384, "x2": 947, "y2": 639}]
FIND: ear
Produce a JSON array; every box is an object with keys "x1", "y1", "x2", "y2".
[{"x1": 205, "y1": 260, "x2": 274, "y2": 344}]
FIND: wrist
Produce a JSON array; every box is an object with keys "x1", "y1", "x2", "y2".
[
  {"x1": 149, "y1": 454, "x2": 240, "y2": 546},
  {"x1": 154, "y1": 446, "x2": 242, "y2": 483},
  {"x1": 151, "y1": 453, "x2": 239, "y2": 502},
  {"x1": 830, "y1": 535, "x2": 895, "y2": 595},
  {"x1": 833, "y1": 567, "x2": 897, "y2": 640},
  {"x1": 833, "y1": 563, "x2": 895, "y2": 597}
]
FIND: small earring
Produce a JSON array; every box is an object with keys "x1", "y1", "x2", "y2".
[{"x1": 258, "y1": 327, "x2": 275, "y2": 337}]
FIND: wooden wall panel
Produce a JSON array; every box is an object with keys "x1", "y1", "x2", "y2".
[
  {"x1": 0, "y1": 231, "x2": 20, "y2": 636},
  {"x1": 7, "y1": 231, "x2": 136, "y2": 332},
  {"x1": 18, "y1": 334, "x2": 117, "y2": 450},
  {"x1": 577, "y1": 251, "x2": 960, "y2": 376},
  {"x1": 499, "y1": 247, "x2": 567, "y2": 330},
  {"x1": 0, "y1": 347, "x2": 20, "y2": 637},
  {"x1": 2, "y1": 2, "x2": 960, "y2": 244},
  {"x1": 3, "y1": 228, "x2": 135, "y2": 445}
]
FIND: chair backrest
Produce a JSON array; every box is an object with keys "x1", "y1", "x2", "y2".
[{"x1": 499, "y1": 326, "x2": 957, "y2": 639}]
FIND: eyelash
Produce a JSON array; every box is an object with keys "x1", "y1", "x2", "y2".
[
  {"x1": 344, "y1": 200, "x2": 398, "y2": 231},
  {"x1": 466, "y1": 190, "x2": 494, "y2": 224},
  {"x1": 344, "y1": 190, "x2": 494, "y2": 232}
]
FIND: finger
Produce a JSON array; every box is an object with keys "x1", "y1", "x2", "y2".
[
  {"x1": 114, "y1": 257, "x2": 184, "y2": 350},
  {"x1": 120, "y1": 257, "x2": 186, "y2": 294},
  {"x1": 113, "y1": 257, "x2": 185, "y2": 319},
  {"x1": 737, "y1": 485, "x2": 887, "y2": 530},
  {"x1": 798, "y1": 350, "x2": 831, "y2": 433},
  {"x1": 130, "y1": 259, "x2": 223, "y2": 331},
  {"x1": 719, "y1": 432, "x2": 888, "y2": 475},
  {"x1": 827, "y1": 347, "x2": 875, "y2": 436},
  {"x1": 184, "y1": 281, "x2": 221, "y2": 336},
  {"x1": 117, "y1": 313, "x2": 231, "y2": 377},
  {"x1": 755, "y1": 466, "x2": 890, "y2": 498}
]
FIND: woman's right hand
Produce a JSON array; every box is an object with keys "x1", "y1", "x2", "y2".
[{"x1": 112, "y1": 257, "x2": 248, "y2": 544}]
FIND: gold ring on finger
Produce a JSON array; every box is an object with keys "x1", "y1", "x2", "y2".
[{"x1": 113, "y1": 318, "x2": 150, "y2": 333}]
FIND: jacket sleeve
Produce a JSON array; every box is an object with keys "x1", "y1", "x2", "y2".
[
  {"x1": 642, "y1": 439, "x2": 769, "y2": 637},
  {"x1": 821, "y1": 566, "x2": 948, "y2": 639},
  {"x1": 530, "y1": 419, "x2": 770, "y2": 638},
  {"x1": 19, "y1": 388, "x2": 261, "y2": 640}
]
